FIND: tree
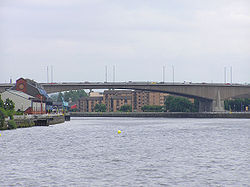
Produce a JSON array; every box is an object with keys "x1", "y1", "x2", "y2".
[
  {"x1": 141, "y1": 105, "x2": 164, "y2": 112},
  {"x1": 165, "y1": 96, "x2": 198, "y2": 112},
  {"x1": 4, "y1": 98, "x2": 15, "y2": 111},
  {"x1": 94, "y1": 103, "x2": 106, "y2": 112},
  {"x1": 119, "y1": 105, "x2": 132, "y2": 112},
  {"x1": 0, "y1": 107, "x2": 6, "y2": 127},
  {"x1": 55, "y1": 90, "x2": 88, "y2": 103},
  {"x1": 0, "y1": 97, "x2": 15, "y2": 127},
  {"x1": 0, "y1": 95, "x2": 4, "y2": 108}
]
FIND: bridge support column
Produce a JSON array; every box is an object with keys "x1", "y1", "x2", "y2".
[{"x1": 212, "y1": 90, "x2": 225, "y2": 112}]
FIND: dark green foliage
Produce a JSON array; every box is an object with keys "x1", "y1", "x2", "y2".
[
  {"x1": 6, "y1": 110, "x2": 14, "y2": 120},
  {"x1": 165, "y1": 96, "x2": 198, "y2": 112},
  {"x1": 0, "y1": 96, "x2": 7, "y2": 127},
  {"x1": 119, "y1": 105, "x2": 132, "y2": 112},
  {"x1": 0, "y1": 107, "x2": 7, "y2": 118},
  {"x1": 7, "y1": 120, "x2": 17, "y2": 129},
  {"x1": 55, "y1": 90, "x2": 88, "y2": 103},
  {"x1": 0, "y1": 95, "x2": 4, "y2": 108},
  {"x1": 141, "y1": 105, "x2": 165, "y2": 112},
  {"x1": 0, "y1": 107, "x2": 6, "y2": 127},
  {"x1": 4, "y1": 98, "x2": 15, "y2": 111},
  {"x1": 94, "y1": 103, "x2": 106, "y2": 112},
  {"x1": 0, "y1": 96, "x2": 16, "y2": 128},
  {"x1": 15, "y1": 110, "x2": 24, "y2": 115},
  {"x1": 224, "y1": 98, "x2": 250, "y2": 112},
  {"x1": 64, "y1": 90, "x2": 87, "y2": 102}
]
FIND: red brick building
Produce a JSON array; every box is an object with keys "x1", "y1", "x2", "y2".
[{"x1": 10, "y1": 78, "x2": 52, "y2": 114}]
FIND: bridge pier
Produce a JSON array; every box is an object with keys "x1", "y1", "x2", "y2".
[
  {"x1": 198, "y1": 90, "x2": 225, "y2": 112},
  {"x1": 212, "y1": 100, "x2": 225, "y2": 112},
  {"x1": 212, "y1": 90, "x2": 225, "y2": 112}
]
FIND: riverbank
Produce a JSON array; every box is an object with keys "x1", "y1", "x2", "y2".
[
  {"x1": 0, "y1": 114, "x2": 69, "y2": 130},
  {"x1": 70, "y1": 112, "x2": 250, "y2": 119}
]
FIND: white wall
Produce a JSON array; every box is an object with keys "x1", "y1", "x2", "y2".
[
  {"x1": 32, "y1": 102, "x2": 46, "y2": 112},
  {"x1": 1, "y1": 91, "x2": 32, "y2": 111}
]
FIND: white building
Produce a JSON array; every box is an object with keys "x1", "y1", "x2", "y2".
[{"x1": 1, "y1": 90, "x2": 46, "y2": 114}]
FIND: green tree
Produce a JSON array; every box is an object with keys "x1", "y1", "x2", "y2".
[
  {"x1": 0, "y1": 96, "x2": 16, "y2": 127},
  {"x1": 141, "y1": 105, "x2": 164, "y2": 112},
  {"x1": 165, "y1": 96, "x2": 197, "y2": 112},
  {"x1": 4, "y1": 98, "x2": 15, "y2": 111},
  {"x1": 119, "y1": 105, "x2": 132, "y2": 112},
  {"x1": 0, "y1": 95, "x2": 4, "y2": 108},
  {"x1": 94, "y1": 103, "x2": 106, "y2": 112},
  {"x1": 56, "y1": 90, "x2": 88, "y2": 103},
  {"x1": 0, "y1": 107, "x2": 6, "y2": 127}
]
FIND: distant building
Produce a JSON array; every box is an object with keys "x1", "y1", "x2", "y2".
[
  {"x1": 77, "y1": 90, "x2": 168, "y2": 112},
  {"x1": 133, "y1": 90, "x2": 168, "y2": 112},
  {"x1": 103, "y1": 90, "x2": 133, "y2": 112},
  {"x1": 78, "y1": 96, "x2": 103, "y2": 112}
]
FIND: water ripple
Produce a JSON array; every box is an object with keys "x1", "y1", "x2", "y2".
[{"x1": 0, "y1": 118, "x2": 249, "y2": 186}]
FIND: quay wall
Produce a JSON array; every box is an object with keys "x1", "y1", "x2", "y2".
[
  {"x1": 70, "y1": 112, "x2": 250, "y2": 119},
  {"x1": 47, "y1": 115, "x2": 65, "y2": 125},
  {"x1": 0, "y1": 114, "x2": 68, "y2": 130}
]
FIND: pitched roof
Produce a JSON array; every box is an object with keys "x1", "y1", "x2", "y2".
[{"x1": 2, "y1": 90, "x2": 35, "y2": 100}]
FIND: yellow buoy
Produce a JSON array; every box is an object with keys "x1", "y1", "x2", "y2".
[
  {"x1": 0, "y1": 134, "x2": 1, "y2": 136},
  {"x1": 118, "y1": 130, "x2": 121, "y2": 134}
]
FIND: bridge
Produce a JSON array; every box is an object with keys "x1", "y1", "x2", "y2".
[{"x1": 1, "y1": 82, "x2": 250, "y2": 112}]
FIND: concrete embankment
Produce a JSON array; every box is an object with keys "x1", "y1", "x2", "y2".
[
  {"x1": 1, "y1": 114, "x2": 70, "y2": 130},
  {"x1": 70, "y1": 112, "x2": 250, "y2": 119}
]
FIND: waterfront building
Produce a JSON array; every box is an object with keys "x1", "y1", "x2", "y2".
[
  {"x1": 1, "y1": 90, "x2": 46, "y2": 114},
  {"x1": 77, "y1": 92, "x2": 104, "y2": 112},
  {"x1": 2, "y1": 78, "x2": 52, "y2": 114},
  {"x1": 103, "y1": 90, "x2": 133, "y2": 112},
  {"x1": 133, "y1": 91, "x2": 168, "y2": 112},
  {"x1": 77, "y1": 90, "x2": 168, "y2": 112}
]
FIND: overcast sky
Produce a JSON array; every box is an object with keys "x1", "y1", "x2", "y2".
[{"x1": 1, "y1": 0, "x2": 250, "y2": 84}]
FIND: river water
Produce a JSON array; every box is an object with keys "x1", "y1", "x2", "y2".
[{"x1": 0, "y1": 117, "x2": 249, "y2": 186}]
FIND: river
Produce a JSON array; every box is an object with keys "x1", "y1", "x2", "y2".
[{"x1": 0, "y1": 117, "x2": 249, "y2": 186}]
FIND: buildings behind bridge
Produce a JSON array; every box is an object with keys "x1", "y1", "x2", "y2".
[{"x1": 77, "y1": 90, "x2": 169, "y2": 112}]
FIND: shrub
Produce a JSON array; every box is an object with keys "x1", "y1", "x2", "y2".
[
  {"x1": 8, "y1": 120, "x2": 17, "y2": 129},
  {"x1": 119, "y1": 105, "x2": 132, "y2": 112},
  {"x1": 0, "y1": 107, "x2": 7, "y2": 127}
]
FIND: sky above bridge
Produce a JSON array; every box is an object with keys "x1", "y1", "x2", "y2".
[{"x1": 1, "y1": 0, "x2": 250, "y2": 84}]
